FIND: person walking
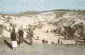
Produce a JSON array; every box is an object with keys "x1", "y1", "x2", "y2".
[
  {"x1": 18, "y1": 26, "x2": 24, "y2": 45},
  {"x1": 11, "y1": 28, "x2": 17, "y2": 50}
]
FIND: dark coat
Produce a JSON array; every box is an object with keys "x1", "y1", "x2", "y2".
[
  {"x1": 83, "y1": 38, "x2": 85, "y2": 43},
  {"x1": 19, "y1": 30, "x2": 24, "y2": 37},
  {"x1": 11, "y1": 32, "x2": 16, "y2": 41},
  {"x1": 18, "y1": 30, "x2": 24, "y2": 43}
]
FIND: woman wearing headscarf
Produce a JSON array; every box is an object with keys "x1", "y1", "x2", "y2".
[
  {"x1": 11, "y1": 28, "x2": 17, "y2": 50},
  {"x1": 18, "y1": 26, "x2": 24, "y2": 45}
]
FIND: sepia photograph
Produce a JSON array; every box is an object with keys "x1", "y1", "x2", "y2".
[{"x1": 0, "y1": 0, "x2": 85, "y2": 55}]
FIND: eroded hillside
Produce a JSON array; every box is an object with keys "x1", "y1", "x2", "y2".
[{"x1": 0, "y1": 10, "x2": 85, "y2": 44}]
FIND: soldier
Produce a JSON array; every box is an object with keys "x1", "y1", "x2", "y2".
[{"x1": 26, "y1": 25, "x2": 33, "y2": 45}]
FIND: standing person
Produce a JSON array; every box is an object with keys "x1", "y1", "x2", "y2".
[
  {"x1": 26, "y1": 25, "x2": 33, "y2": 45},
  {"x1": 84, "y1": 37, "x2": 85, "y2": 43},
  {"x1": 11, "y1": 28, "x2": 17, "y2": 50},
  {"x1": 83, "y1": 28, "x2": 85, "y2": 43},
  {"x1": 18, "y1": 26, "x2": 24, "y2": 45}
]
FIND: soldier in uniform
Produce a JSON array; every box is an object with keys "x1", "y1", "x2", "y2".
[{"x1": 26, "y1": 25, "x2": 33, "y2": 45}]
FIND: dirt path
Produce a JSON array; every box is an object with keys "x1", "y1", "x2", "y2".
[{"x1": 0, "y1": 40, "x2": 85, "y2": 55}]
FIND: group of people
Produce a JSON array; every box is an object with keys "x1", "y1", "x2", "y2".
[{"x1": 11, "y1": 26, "x2": 33, "y2": 50}]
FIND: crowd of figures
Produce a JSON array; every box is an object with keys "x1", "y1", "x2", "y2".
[{"x1": 10, "y1": 25, "x2": 33, "y2": 50}]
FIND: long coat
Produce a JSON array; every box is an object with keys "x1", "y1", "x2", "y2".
[
  {"x1": 19, "y1": 30, "x2": 24, "y2": 37},
  {"x1": 18, "y1": 30, "x2": 24, "y2": 43},
  {"x1": 11, "y1": 32, "x2": 16, "y2": 41}
]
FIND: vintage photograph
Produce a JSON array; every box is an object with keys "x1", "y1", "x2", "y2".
[{"x1": 0, "y1": 0, "x2": 85, "y2": 55}]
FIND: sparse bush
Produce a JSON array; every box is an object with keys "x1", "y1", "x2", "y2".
[
  {"x1": 42, "y1": 39, "x2": 46, "y2": 43},
  {"x1": 0, "y1": 24, "x2": 4, "y2": 35},
  {"x1": 42, "y1": 39, "x2": 48, "y2": 43},
  {"x1": 51, "y1": 41, "x2": 54, "y2": 44}
]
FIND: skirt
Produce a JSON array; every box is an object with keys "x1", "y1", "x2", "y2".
[
  {"x1": 12, "y1": 41, "x2": 17, "y2": 48},
  {"x1": 19, "y1": 37, "x2": 24, "y2": 43}
]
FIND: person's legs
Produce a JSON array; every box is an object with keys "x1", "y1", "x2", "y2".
[
  {"x1": 12, "y1": 46, "x2": 14, "y2": 50},
  {"x1": 19, "y1": 37, "x2": 21, "y2": 45},
  {"x1": 29, "y1": 37, "x2": 33, "y2": 45},
  {"x1": 12, "y1": 41, "x2": 14, "y2": 50},
  {"x1": 19, "y1": 36, "x2": 24, "y2": 45},
  {"x1": 84, "y1": 38, "x2": 85, "y2": 43}
]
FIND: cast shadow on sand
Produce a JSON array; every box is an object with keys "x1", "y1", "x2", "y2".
[
  {"x1": 24, "y1": 40, "x2": 30, "y2": 45},
  {"x1": 4, "y1": 40, "x2": 12, "y2": 49}
]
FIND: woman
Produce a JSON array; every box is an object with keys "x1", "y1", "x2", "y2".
[
  {"x1": 18, "y1": 26, "x2": 24, "y2": 45},
  {"x1": 11, "y1": 28, "x2": 17, "y2": 50}
]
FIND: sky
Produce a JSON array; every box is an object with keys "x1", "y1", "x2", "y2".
[{"x1": 0, "y1": 0, "x2": 85, "y2": 14}]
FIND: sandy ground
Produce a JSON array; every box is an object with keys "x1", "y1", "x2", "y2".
[{"x1": 0, "y1": 38, "x2": 85, "y2": 55}]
